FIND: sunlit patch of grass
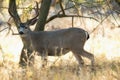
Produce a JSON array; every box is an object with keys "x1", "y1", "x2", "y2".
[{"x1": 0, "y1": 56, "x2": 120, "y2": 80}]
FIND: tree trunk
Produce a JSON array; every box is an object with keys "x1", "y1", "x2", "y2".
[
  {"x1": 35, "y1": 0, "x2": 52, "y2": 31},
  {"x1": 8, "y1": 0, "x2": 52, "y2": 66},
  {"x1": 19, "y1": 0, "x2": 52, "y2": 66}
]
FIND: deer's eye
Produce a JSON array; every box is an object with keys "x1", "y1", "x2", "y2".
[{"x1": 25, "y1": 27, "x2": 27, "y2": 29}]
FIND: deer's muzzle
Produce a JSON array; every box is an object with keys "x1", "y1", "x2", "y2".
[
  {"x1": 19, "y1": 27, "x2": 25, "y2": 35},
  {"x1": 19, "y1": 31, "x2": 24, "y2": 35}
]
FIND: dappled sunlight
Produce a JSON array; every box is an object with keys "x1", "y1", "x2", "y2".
[
  {"x1": 0, "y1": 0, "x2": 120, "y2": 80},
  {"x1": 0, "y1": 29, "x2": 23, "y2": 63},
  {"x1": 85, "y1": 36, "x2": 120, "y2": 60}
]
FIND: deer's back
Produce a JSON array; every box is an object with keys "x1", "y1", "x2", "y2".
[{"x1": 30, "y1": 28, "x2": 87, "y2": 54}]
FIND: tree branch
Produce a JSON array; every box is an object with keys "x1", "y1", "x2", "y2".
[
  {"x1": 46, "y1": 13, "x2": 99, "y2": 23},
  {"x1": 47, "y1": 3, "x2": 99, "y2": 23},
  {"x1": 8, "y1": 0, "x2": 21, "y2": 28},
  {"x1": 59, "y1": 0, "x2": 65, "y2": 15},
  {"x1": 58, "y1": 5, "x2": 75, "y2": 14},
  {"x1": 35, "y1": 0, "x2": 52, "y2": 31},
  {"x1": 90, "y1": 13, "x2": 110, "y2": 34}
]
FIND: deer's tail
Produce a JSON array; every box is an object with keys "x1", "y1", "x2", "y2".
[{"x1": 85, "y1": 31, "x2": 90, "y2": 40}]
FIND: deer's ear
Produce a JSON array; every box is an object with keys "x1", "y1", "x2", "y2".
[{"x1": 27, "y1": 18, "x2": 38, "y2": 25}]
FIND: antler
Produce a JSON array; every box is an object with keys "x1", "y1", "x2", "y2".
[
  {"x1": 8, "y1": 0, "x2": 21, "y2": 28},
  {"x1": 26, "y1": 2, "x2": 39, "y2": 25},
  {"x1": 8, "y1": 0, "x2": 39, "y2": 27}
]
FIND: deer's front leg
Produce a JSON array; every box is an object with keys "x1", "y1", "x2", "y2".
[{"x1": 41, "y1": 50, "x2": 48, "y2": 68}]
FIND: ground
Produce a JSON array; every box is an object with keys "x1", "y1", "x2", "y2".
[{"x1": 0, "y1": 0, "x2": 120, "y2": 80}]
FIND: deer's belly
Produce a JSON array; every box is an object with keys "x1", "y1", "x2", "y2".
[{"x1": 48, "y1": 48, "x2": 70, "y2": 56}]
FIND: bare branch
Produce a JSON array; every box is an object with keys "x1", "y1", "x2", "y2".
[
  {"x1": 0, "y1": 27, "x2": 8, "y2": 32},
  {"x1": 46, "y1": 13, "x2": 99, "y2": 23},
  {"x1": 0, "y1": 22, "x2": 11, "y2": 35},
  {"x1": 8, "y1": 0, "x2": 21, "y2": 28},
  {"x1": 59, "y1": 0, "x2": 65, "y2": 15},
  {"x1": 47, "y1": 3, "x2": 99, "y2": 23},
  {"x1": 105, "y1": 0, "x2": 119, "y2": 25},
  {"x1": 58, "y1": 5, "x2": 76, "y2": 14},
  {"x1": 9, "y1": 26, "x2": 19, "y2": 35},
  {"x1": 0, "y1": 23, "x2": 19, "y2": 35},
  {"x1": 0, "y1": 6, "x2": 36, "y2": 9},
  {"x1": 90, "y1": 13, "x2": 110, "y2": 34}
]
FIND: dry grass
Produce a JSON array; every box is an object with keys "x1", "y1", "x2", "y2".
[
  {"x1": 0, "y1": 55, "x2": 120, "y2": 80},
  {"x1": 0, "y1": 1, "x2": 120, "y2": 79}
]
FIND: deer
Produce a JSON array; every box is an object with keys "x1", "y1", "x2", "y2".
[
  {"x1": 8, "y1": 1, "x2": 40, "y2": 65},
  {"x1": 8, "y1": 1, "x2": 95, "y2": 69}
]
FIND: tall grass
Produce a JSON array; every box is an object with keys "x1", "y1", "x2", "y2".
[{"x1": 0, "y1": 55, "x2": 120, "y2": 80}]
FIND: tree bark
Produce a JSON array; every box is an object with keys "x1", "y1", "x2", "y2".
[{"x1": 35, "y1": 0, "x2": 52, "y2": 31}]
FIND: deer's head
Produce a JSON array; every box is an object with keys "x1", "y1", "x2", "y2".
[{"x1": 8, "y1": 1, "x2": 39, "y2": 35}]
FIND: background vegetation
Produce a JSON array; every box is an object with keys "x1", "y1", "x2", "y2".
[{"x1": 0, "y1": 0, "x2": 120, "y2": 80}]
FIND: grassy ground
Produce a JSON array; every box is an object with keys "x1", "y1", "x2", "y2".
[
  {"x1": 0, "y1": 0, "x2": 120, "y2": 79},
  {"x1": 0, "y1": 55, "x2": 120, "y2": 80}
]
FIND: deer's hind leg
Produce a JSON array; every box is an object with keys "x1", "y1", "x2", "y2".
[
  {"x1": 80, "y1": 49, "x2": 95, "y2": 70},
  {"x1": 72, "y1": 49, "x2": 95, "y2": 70},
  {"x1": 82, "y1": 50, "x2": 94, "y2": 67},
  {"x1": 72, "y1": 51, "x2": 84, "y2": 68}
]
